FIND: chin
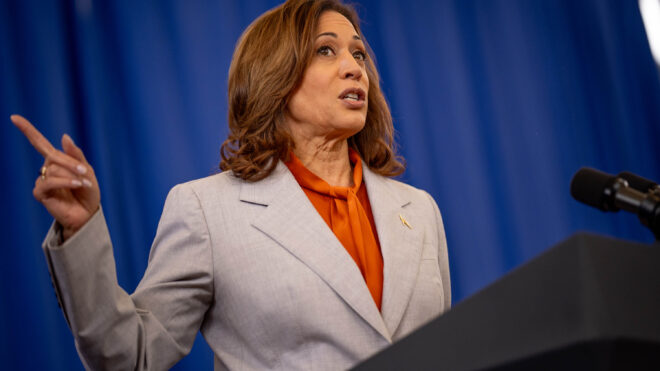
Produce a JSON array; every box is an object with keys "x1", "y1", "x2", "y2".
[
  {"x1": 342, "y1": 112, "x2": 367, "y2": 128},
  {"x1": 340, "y1": 119, "x2": 367, "y2": 136}
]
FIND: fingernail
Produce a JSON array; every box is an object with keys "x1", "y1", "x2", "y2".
[
  {"x1": 77, "y1": 165, "x2": 87, "y2": 175},
  {"x1": 82, "y1": 179, "x2": 92, "y2": 187},
  {"x1": 72, "y1": 179, "x2": 82, "y2": 187}
]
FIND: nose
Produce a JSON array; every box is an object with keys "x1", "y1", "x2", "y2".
[{"x1": 338, "y1": 51, "x2": 363, "y2": 80}]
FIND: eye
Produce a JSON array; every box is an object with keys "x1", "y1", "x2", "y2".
[
  {"x1": 353, "y1": 50, "x2": 367, "y2": 62},
  {"x1": 317, "y1": 45, "x2": 335, "y2": 57}
]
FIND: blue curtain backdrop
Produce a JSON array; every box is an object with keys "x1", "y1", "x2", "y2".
[{"x1": 2, "y1": 0, "x2": 659, "y2": 369}]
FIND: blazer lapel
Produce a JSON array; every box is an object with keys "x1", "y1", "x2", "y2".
[
  {"x1": 240, "y1": 162, "x2": 391, "y2": 341},
  {"x1": 363, "y1": 167, "x2": 424, "y2": 336}
]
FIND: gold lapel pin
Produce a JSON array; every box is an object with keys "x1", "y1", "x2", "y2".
[{"x1": 399, "y1": 214, "x2": 412, "y2": 229}]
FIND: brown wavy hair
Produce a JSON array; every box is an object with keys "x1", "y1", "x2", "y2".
[{"x1": 220, "y1": 0, "x2": 405, "y2": 181}]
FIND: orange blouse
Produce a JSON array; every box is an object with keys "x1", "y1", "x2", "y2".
[{"x1": 285, "y1": 149, "x2": 384, "y2": 310}]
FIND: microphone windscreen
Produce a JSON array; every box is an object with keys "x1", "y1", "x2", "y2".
[
  {"x1": 570, "y1": 167, "x2": 616, "y2": 211},
  {"x1": 617, "y1": 171, "x2": 657, "y2": 192}
]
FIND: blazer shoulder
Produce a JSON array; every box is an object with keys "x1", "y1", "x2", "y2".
[
  {"x1": 171, "y1": 171, "x2": 243, "y2": 200},
  {"x1": 377, "y1": 176, "x2": 437, "y2": 207}
]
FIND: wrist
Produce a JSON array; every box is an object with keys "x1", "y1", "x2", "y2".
[
  {"x1": 62, "y1": 227, "x2": 78, "y2": 242},
  {"x1": 60, "y1": 206, "x2": 100, "y2": 242}
]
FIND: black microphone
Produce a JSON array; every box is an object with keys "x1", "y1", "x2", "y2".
[{"x1": 570, "y1": 167, "x2": 660, "y2": 240}]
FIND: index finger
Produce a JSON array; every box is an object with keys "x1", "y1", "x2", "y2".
[{"x1": 10, "y1": 114, "x2": 56, "y2": 158}]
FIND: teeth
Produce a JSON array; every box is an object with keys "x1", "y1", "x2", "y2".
[{"x1": 344, "y1": 93, "x2": 359, "y2": 101}]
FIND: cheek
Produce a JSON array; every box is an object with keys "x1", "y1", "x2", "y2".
[
  {"x1": 290, "y1": 81, "x2": 334, "y2": 119},
  {"x1": 288, "y1": 89, "x2": 322, "y2": 121},
  {"x1": 301, "y1": 75, "x2": 330, "y2": 104}
]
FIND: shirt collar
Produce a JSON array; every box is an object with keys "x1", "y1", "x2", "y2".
[{"x1": 285, "y1": 148, "x2": 363, "y2": 199}]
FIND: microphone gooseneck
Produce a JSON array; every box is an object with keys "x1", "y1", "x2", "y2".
[{"x1": 617, "y1": 171, "x2": 660, "y2": 194}]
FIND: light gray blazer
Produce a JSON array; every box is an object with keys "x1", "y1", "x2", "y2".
[{"x1": 42, "y1": 160, "x2": 450, "y2": 370}]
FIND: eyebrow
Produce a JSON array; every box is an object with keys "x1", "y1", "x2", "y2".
[{"x1": 315, "y1": 32, "x2": 361, "y2": 41}]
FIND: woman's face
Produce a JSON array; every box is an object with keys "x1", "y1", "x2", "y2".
[{"x1": 285, "y1": 11, "x2": 369, "y2": 143}]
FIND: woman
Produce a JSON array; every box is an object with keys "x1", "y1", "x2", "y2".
[{"x1": 13, "y1": 0, "x2": 450, "y2": 369}]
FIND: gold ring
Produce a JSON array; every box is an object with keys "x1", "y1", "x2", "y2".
[{"x1": 40, "y1": 165, "x2": 47, "y2": 180}]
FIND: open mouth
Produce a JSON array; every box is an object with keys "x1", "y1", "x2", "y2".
[{"x1": 338, "y1": 88, "x2": 366, "y2": 102}]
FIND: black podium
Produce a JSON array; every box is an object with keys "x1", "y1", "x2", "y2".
[{"x1": 354, "y1": 233, "x2": 660, "y2": 370}]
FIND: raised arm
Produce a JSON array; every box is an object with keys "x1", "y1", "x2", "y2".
[{"x1": 13, "y1": 116, "x2": 213, "y2": 369}]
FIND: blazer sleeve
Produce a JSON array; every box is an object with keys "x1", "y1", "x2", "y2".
[
  {"x1": 42, "y1": 183, "x2": 213, "y2": 370},
  {"x1": 425, "y1": 190, "x2": 451, "y2": 310}
]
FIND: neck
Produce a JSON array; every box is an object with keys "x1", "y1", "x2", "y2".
[{"x1": 293, "y1": 137, "x2": 353, "y2": 187}]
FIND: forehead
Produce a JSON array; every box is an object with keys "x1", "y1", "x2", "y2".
[{"x1": 317, "y1": 11, "x2": 358, "y2": 35}]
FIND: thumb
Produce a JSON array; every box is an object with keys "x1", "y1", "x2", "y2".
[{"x1": 62, "y1": 134, "x2": 89, "y2": 164}]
